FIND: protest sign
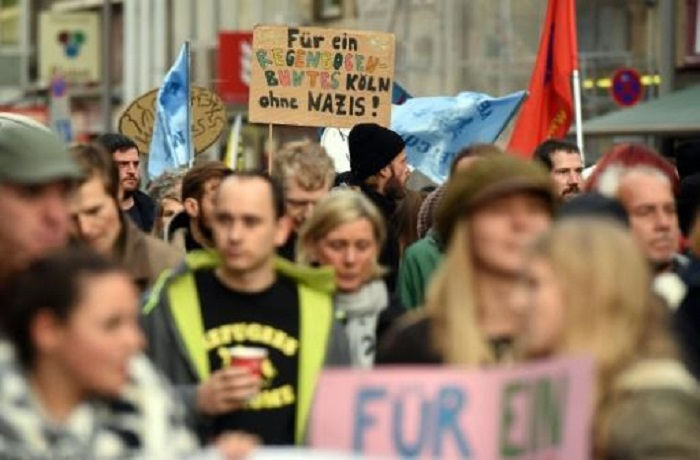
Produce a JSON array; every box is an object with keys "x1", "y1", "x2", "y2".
[
  {"x1": 249, "y1": 25, "x2": 395, "y2": 128},
  {"x1": 309, "y1": 357, "x2": 593, "y2": 460},
  {"x1": 118, "y1": 86, "x2": 227, "y2": 155}
]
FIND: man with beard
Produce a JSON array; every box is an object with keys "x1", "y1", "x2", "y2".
[
  {"x1": 168, "y1": 161, "x2": 232, "y2": 252},
  {"x1": 533, "y1": 139, "x2": 583, "y2": 201},
  {"x1": 0, "y1": 114, "x2": 256, "y2": 458},
  {"x1": 96, "y1": 133, "x2": 156, "y2": 232},
  {"x1": 348, "y1": 123, "x2": 410, "y2": 290}
]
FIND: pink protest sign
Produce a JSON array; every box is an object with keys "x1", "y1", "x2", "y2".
[{"x1": 309, "y1": 357, "x2": 593, "y2": 460}]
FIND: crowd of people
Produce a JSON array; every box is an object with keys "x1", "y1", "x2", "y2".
[{"x1": 1, "y1": 111, "x2": 700, "y2": 459}]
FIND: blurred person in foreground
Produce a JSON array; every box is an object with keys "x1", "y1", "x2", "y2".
[
  {"x1": 271, "y1": 140, "x2": 335, "y2": 261},
  {"x1": 516, "y1": 219, "x2": 700, "y2": 460},
  {"x1": 95, "y1": 133, "x2": 156, "y2": 233},
  {"x1": 0, "y1": 248, "x2": 257, "y2": 459},
  {"x1": 142, "y1": 172, "x2": 350, "y2": 445},
  {"x1": 377, "y1": 155, "x2": 555, "y2": 365},
  {"x1": 0, "y1": 113, "x2": 81, "y2": 290},
  {"x1": 68, "y1": 144, "x2": 182, "y2": 292},
  {"x1": 297, "y1": 189, "x2": 405, "y2": 368},
  {"x1": 0, "y1": 115, "x2": 254, "y2": 459},
  {"x1": 397, "y1": 143, "x2": 503, "y2": 310}
]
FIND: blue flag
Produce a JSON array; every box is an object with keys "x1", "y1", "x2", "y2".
[
  {"x1": 392, "y1": 82, "x2": 412, "y2": 105},
  {"x1": 148, "y1": 43, "x2": 192, "y2": 180},
  {"x1": 392, "y1": 91, "x2": 526, "y2": 183}
]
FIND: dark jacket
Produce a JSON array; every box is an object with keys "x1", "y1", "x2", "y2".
[
  {"x1": 375, "y1": 314, "x2": 442, "y2": 365},
  {"x1": 117, "y1": 217, "x2": 183, "y2": 292},
  {"x1": 126, "y1": 190, "x2": 156, "y2": 233},
  {"x1": 168, "y1": 211, "x2": 193, "y2": 252},
  {"x1": 359, "y1": 185, "x2": 400, "y2": 291},
  {"x1": 278, "y1": 231, "x2": 297, "y2": 262},
  {"x1": 141, "y1": 251, "x2": 351, "y2": 444},
  {"x1": 376, "y1": 314, "x2": 515, "y2": 365},
  {"x1": 674, "y1": 256, "x2": 700, "y2": 380},
  {"x1": 396, "y1": 229, "x2": 444, "y2": 309}
]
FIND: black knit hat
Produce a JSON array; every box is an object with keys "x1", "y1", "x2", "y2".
[
  {"x1": 436, "y1": 155, "x2": 557, "y2": 245},
  {"x1": 557, "y1": 192, "x2": 629, "y2": 227},
  {"x1": 348, "y1": 123, "x2": 405, "y2": 185}
]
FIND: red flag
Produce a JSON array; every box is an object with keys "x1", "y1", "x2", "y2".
[{"x1": 508, "y1": 0, "x2": 579, "y2": 158}]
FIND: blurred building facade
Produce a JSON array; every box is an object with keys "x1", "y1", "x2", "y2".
[{"x1": 0, "y1": 0, "x2": 698, "y2": 161}]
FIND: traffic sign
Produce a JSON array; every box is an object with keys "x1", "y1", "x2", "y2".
[{"x1": 611, "y1": 68, "x2": 644, "y2": 107}]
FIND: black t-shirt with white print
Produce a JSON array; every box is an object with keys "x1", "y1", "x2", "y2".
[{"x1": 195, "y1": 270, "x2": 300, "y2": 445}]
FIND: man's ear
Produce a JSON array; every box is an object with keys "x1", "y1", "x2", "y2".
[
  {"x1": 32, "y1": 310, "x2": 63, "y2": 356},
  {"x1": 274, "y1": 215, "x2": 293, "y2": 248},
  {"x1": 183, "y1": 197, "x2": 199, "y2": 218},
  {"x1": 377, "y1": 164, "x2": 392, "y2": 179}
]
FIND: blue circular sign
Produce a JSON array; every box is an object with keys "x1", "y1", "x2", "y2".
[{"x1": 611, "y1": 68, "x2": 643, "y2": 107}]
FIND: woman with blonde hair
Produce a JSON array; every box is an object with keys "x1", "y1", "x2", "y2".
[
  {"x1": 377, "y1": 155, "x2": 556, "y2": 365},
  {"x1": 517, "y1": 218, "x2": 700, "y2": 459},
  {"x1": 297, "y1": 189, "x2": 405, "y2": 367}
]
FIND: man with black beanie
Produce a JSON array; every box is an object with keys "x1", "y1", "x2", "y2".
[{"x1": 348, "y1": 123, "x2": 410, "y2": 290}]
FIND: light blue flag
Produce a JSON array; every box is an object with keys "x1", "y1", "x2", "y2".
[
  {"x1": 391, "y1": 90, "x2": 526, "y2": 183},
  {"x1": 148, "y1": 43, "x2": 192, "y2": 180}
]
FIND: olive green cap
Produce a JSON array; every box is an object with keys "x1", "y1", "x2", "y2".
[
  {"x1": 0, "y1": 113, "x2": 82, "y2": 184},
  {"x1": 436, "y1": 154, "x2": 557, "y2": 244}
]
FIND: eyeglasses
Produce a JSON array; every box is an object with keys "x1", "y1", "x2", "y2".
[{"x1": 286, "y1": 198, "x2": 320, "y2": 211}]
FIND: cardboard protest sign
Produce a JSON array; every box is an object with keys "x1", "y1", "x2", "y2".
[
  {"x1": 310, "y1": 357, "x2": 593, "y2": 460},
  {"x1": 118, "y1": 86, "x2": 227, "y2": 155},
  {"x1": 249, "y1": 25, "x2": 395, "y2": 128}
]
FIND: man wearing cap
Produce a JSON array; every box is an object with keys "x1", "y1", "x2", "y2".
[
  {"x1": 0, "y1": 113, "x2": 227, "y2": 457},
  {"x1": 0, "y1": 113, "x2": 82, "y2": 287},
  {"x1": 348, "y1": 123, "x2": 410, "y2": 290}
]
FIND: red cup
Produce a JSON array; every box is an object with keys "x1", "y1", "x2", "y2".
[{"x1": 228, "y1": 346, "x2": 267, "y2": 378}]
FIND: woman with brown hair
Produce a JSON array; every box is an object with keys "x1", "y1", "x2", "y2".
[
  {"x1": 517, "y1": 219, "x2": 700, "y2": 459},
  {"x1": 377, "y1": 155, "x2": 556, "y2": 365}
]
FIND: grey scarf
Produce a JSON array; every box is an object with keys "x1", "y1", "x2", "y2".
[{"x1": 335, "y1": 280, "x2": 389, "y2": 368}]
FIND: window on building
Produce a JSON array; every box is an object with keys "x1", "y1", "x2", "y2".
[{"x1": 0, "y1": 0, "x2": 20, "y2": 47}]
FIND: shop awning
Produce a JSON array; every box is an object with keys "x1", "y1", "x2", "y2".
[{"x1": 582, "y1": 85, "x2": 700, "y2": 137}]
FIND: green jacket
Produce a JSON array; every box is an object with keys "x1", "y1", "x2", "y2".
[
  {"x1": 396, "y1": 229, "x2": 443, "y2": 309},
  {"x1": 141, "y1": 250, "x2": 350, "y2": 445}
]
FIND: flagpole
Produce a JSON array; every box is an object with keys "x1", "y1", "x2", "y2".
[
  {"x1": 572, "y1": 69, "x2": 585, "y2": 164},
  {"x1": 185, "y1": 40, "x2": 194, "y2": 167},
  {"x1": 268, "y1": 124, "x2": 273, "y2": 174}
]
